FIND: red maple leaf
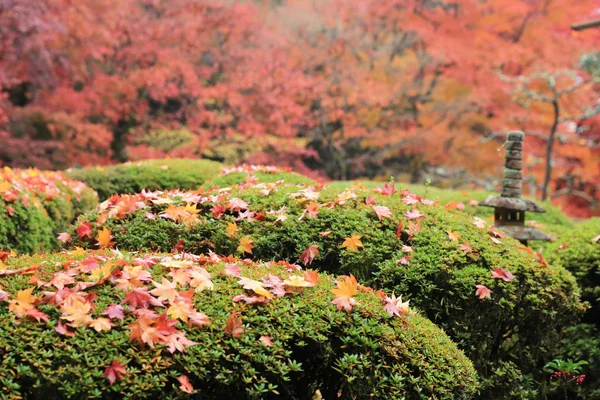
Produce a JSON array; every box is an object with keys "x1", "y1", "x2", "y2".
[
  {"x1": 76, "y1": 221, "x2": 93, "y2": 238},
  {"x1": 104, "y1": 360, "x2": 128, "y2": 385},
  {"x1": 475, "y1": 284, "x2": 491, "y2": 299},
  {"x1": 122, "y1": 288, "x2": 163, "y2": 310},
  {"x1": 491, "y1": 268, "x2": 516, "y2": 282},
  {"x1": 299, "y1": 245, "x2": 320, "y2": 265}
]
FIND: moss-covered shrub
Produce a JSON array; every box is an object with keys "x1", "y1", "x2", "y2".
[
  {"x1": 546, "y1": 218, "x2": 599, "y2": 323},
  {"x1": 545, "y1": 218, "x2": 600, "y2": 399},
  {"x1": 66, "y1": 159, "x2": 224, "y2": 201},
  {"x1": 0, "y1": 168, "x2": 98, "y2": 253},
  {"x1": 203, "y1": 165, "x2": 316, "y2": 188},
  {"x1": 0, "y1": 250, "x2": 477, "y2": 399},
  {"x1": 68, "y1": 182, "x2": 584, "y2": 397},
  {"x1": 329, "y1": 180, "x2": 574, "y2": 239}
]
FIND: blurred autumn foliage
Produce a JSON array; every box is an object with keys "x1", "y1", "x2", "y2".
[{"x1": 0, "y1": 0, "x2": 598, "y2": 216}]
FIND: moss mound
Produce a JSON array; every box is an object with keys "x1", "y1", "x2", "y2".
[
  {"x1": 67, "y1": 159, "x2": 224, "y2": 201},
  {"x1": 203, "y1": 165, "x2": 316, "y2": 188},
  {"x1": 67, "y1": 182, "x2": 583, "y2": 397},
  {"x1": 546, "y1": 218, "x2": 599, "y2": 322},
  {"x1": 329, "y1": 180, "x2": 574, "y2": 238},
  {"x1": 0, "y1": 250, "x2": 477, "y2": 399},
  {"x1": 0, "y1": 168, "x2": 98, "y2": 253},
  {"x1": 546, "y1": 218, "x2": 600, "y2": 399}
]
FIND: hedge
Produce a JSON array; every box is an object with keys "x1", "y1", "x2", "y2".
[
  {"x1": 329, "y1": 180, "x2": 574, "y2": 239},
  {"x1": 67, "y1": 181, "x2": 583, "y2": 398},
  {"x1": 0, "y1": 168, "x2": 98, "y2": 253},
  {"x1": 0, "y1": 250, "x2": 477, "y2": 399},
  {"x1": 66, "y1": 159, "x2": 224, "y2": 201}
]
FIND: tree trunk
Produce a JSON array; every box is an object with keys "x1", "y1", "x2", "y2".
[{"x1": 541, "y1": 99, "x2": 559, "y2": 201}]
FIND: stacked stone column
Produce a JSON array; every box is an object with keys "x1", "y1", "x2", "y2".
[{"x1": 502, "y1": 131, "x2": 524, "y2": 198}]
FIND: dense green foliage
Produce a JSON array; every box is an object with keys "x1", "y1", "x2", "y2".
[
  {"x1": 0, "y1": 168, "x2": 97, "y2": 253},
  {"x1": 546, "y1": 218, "x2": 600, "y2": 399},
  {"x1": 0, "y1": 250, "x2": 477, "y2": 399},
  {"x1": 67, "y1": 181, "x2": 584, "y2": 398},
  {"x1": 546, "y1": 218, "x2": 600, "y2": 322},
  {"x1": 67, "y1": 159, "x2": 223, "y2": 201}
]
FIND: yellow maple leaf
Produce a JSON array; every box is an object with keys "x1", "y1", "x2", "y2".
[
  {"x1": 226, "y1": 222, "x2": 238, "y2": 237},
  {"x1": 238, "y1": 236, "x2": 254, "y2": 254},
  {"x1": 96, "y1": 227, "x2": 115, "y2": 249},
  {"x1": 8, "y1": 287, "x2": 37, "y2": 317},
  {"x1": 283, "y1": 275, "x2": 314, "y2": 288},
  {"x1": 238, "y1": 277, "x2": 273, "y2": 299},
  {"x1": 61, "y1": 299, "x2": 93, "y2": 327},
  {"x1": 167, "y1": 299, "x2": 193, "y2": 323},
  {"x1": 446, "y1": 230, "x2": 461, "y2": 242},
  {"x1": 0, "y1": 181, "x2": 12, "y2": 194},
  {"x1": 90, "y1": 317, "x2": 113, "y2": 332},
  {"x1": 341, "y1": 235, "x2": 364, "y2": 252}
]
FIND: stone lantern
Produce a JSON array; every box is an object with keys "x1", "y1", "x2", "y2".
[{"x1": 479, "y1": 131, "x2": 551, "y2": 245}]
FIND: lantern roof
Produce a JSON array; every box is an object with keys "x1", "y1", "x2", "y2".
[{"x1": 479, "y1": 196, "x2": 546, "y2": 213}]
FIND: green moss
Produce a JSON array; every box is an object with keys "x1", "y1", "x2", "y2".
[
  {"x1": 69, "y1": 183, "x2": 584, "y2": 398},
  {"x1": 0, "y1": 169, "x2": 98, "y2": 253},
  {"x1": 0, "y1": 251, "x2": 477, "y2": 399},
  {"x1": 0, "y1": 199, "x2": 55, "y2": 253},
  {"x1": 203, "y1": 170, "x2": 316, "y2": 189},
  {"x1": 67, "y1": 159, "x2": 224, "y2": 200}
]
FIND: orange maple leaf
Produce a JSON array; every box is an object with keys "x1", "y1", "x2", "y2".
[
  {"x1": 341, "y1": 235, "x2": 364, "y2": 252},
  {"x1": 96, "y1": 227, "x2": 115, "y2": 249},
  {"x1": 224, "y1": 309, "x2": 244, "y2": 337},
  {"x1": 237, "y1": 236, "x2": 254, "y2": 254}
]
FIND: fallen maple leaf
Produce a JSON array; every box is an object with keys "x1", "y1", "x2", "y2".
[
  {"x1": 76, "y1": 221, "x2": 93, "y2": 238},
  {"x1": 404, "y1": 209, "x2": 424, "y2": 220},
  {"x1": 238, "y1": 277, "x2": 273, "y2": 298},
  {"x1": 459, "y1": 242, "x2": 472, "y2": 254},
  {"x1": 224, "y1": 309, "x2": 244, "y2": 337},
  {"x1": 304, "y1": 270, "x2": 319, "y2": 286},
  {"x1": 283, "y1": 275, "x2": 314, "y2": 287},
  {"x1": 226, "y1": 222, "x2": 238, "y2": 237},
  {"x1": 177, "y1": 375, "x2": 194, "y2": 394},
  {"x1": 373, "y1": 205, "x2": 392, "y2": 221},
  {"x1": 383, "y1": 293, "x2": 410, "y2": 317},
  {"x1": 475, "y1": 284, "x2": 491, "y2": 299},
  {"x1": 57, "y1": 232, "x2": 70, "y2": 244},
  {"x1": 491, "y1": 268, "x2": 516, "y2": 282},
  {"x1": 299, "y1": 244, "x2": 319, "y2": 265},
  {"x1": 259, "y1": 335, "x2": 273, "y2": 346},
  {"x1": 225, "y1": 263, "x2": 242, "y2": 277},
  {"x1": 331, "y1": 274, "x2": 359, "y2": 312},
  {"x1": 96, "y1": 227, "x2": 115, "y2": 249},
  {"x1": 90, "y1": 317, "x2": 113, "y2": 332},
  {"x1": 489, "y1": 227, "x2": 506, "y2": 238},
  {"x1": 104, "y1": 360, "x2": 128, "y2": 385},
  {"x1": 472, "y1": 217, "x2": 486, "y2": 229},
  {"x1": 150, "y1": 278, "x2": 178, "y2": 303},
  {"x1": 446, "y1": 230, "x2": 460, "y2": 241},
  {"x1": 593, "y1": 235, "x2": 600, "y2": 243},
  {"x1": 342, "y1": 235, "x2": 364, "y2": 252},
  {"x1": 102, "y1": 304, "x2": 125, "y2": 320},
  {"x1": 237, "y1": 236, "x2": 254, "y2": 254}
]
